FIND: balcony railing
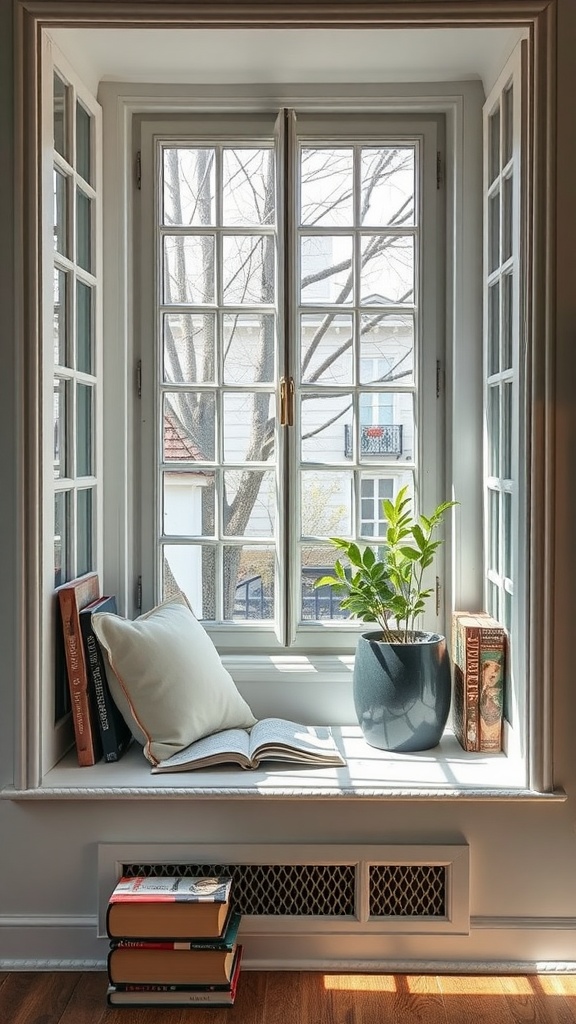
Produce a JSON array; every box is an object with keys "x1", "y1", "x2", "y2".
[{"x1": 344, "y1": 423, "x2": 403, "y2": 458}]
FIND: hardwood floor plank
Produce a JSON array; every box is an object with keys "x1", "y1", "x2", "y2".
[
  {"x1": 438, "y1": 973, "x2": 518, "y2": 1024},
  {"x1": 262, "y1": 971, "x2": 305, "y2": 1024},
  {"x1": 0, "y1": 972, "x2": 81, "y2": 1024},
  {"x1": 57, "y1": 973, "x2": 109, "y2": 1024},
  {"x1": 520, "y1": 975, "x2": 576, "y2": 1024}
]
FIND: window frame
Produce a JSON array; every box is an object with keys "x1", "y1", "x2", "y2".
[
  {"x1": 12, "y1": 1, "x2": 556, "y2": 795},
  {"x1": 137, "y1": 111, "x2": 444, "y2": 653}
]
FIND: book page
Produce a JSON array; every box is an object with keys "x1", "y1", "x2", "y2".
[
  {"x1": 249, "y1": 718, "x2": 345, "y2": 764},
  {"x1": 151, "y1": 728, "x2": 251, "y2": 773}
]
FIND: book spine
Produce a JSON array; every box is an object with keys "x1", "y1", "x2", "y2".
[
  {"x1": 79, "y1": 610, "x2": 127, "y2": 762},
  {"x1": 478, "y1": 627, "x2": 506, "y2": 752},
  {"x1": 452, "y1": 620, "x2": 481, "y2": 752},
  {"x1": 59, "y1": 589, "x2": 101, "y2": 766}
]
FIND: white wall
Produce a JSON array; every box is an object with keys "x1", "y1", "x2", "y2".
[{"x1": 1, "y1": 2, "x2": 576, "y2": 971}]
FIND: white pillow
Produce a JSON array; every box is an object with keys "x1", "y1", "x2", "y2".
[{"x1": 92, "y1": 594, "x2": 256, "y2": 765}]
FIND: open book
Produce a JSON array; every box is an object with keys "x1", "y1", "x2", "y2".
[{"x1": 151, "y1": 718, "x2": 346, "y2": 773}]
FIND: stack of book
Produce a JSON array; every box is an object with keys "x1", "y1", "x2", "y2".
[
  {"x1": 105, "y1": 874, "x2": 242, "y2": 1008},
  {"x1": 452, "y1": 610, "x2": 507, "y2": 752},
  {"x1": 57, "y1": 573, "x2": 132, "y2": 765}
]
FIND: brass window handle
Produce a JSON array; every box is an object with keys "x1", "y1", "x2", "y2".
[{"x1": 279, "y1": 376, "x2": 295, "y2": 426}]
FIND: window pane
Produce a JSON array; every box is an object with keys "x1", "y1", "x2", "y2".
[
  {"x1": 53, "y1": 379, "x2": 67, "y2": 479},
  {"x1": 502, "y1": 175, "x2": 513, "y2": 263},
  {"x1": 76, "y1": 488, "x2": 93, "y2": 577},
  {"x1": 223, "y1": 470, "x2": 275, "y2": 537},
  {"x1": 360, "y1": 313, "x2": 414, "y2": 385},
  {"x1": 163, "y1": 235, "x2": 215, "y2": 304},
  {"x1": 300, "y1": 470, "x2": 353, "y2": 537},
  {"x1": 76, "y1": 101, "x2": 91, "y2": 183},
  {"x1": 54, "y1": 170, "x2": 68, "y2": 256},
  {"x1": 503, "y1": 490, "x2": 512, "y2": 579},
  {"x1": 489, "y1": 191, "x2": 500, "y2": 274},
  {"x1": 300, "y1": 235, "x2": 353, "y2": 304},
  {"x1": 223, "y1": 393, "x2": 275, "y2": 462},
  {"x1": 488, "y1": 281, "x2": 500, "y2": 375},
  {"x1": 54, "y1": 490, "x2": 69, "y2": 587},
  {"x1": 300, "y1": 544, "x2": 349, "y2": 621},
  {"x1": 502, "y1": 272, "x2": 513, "y2": 370},
  {"x1": 163, "y1": 471, "x2": 215, "y2": 537},
  {"x1": 229, "y1": 545, "x2": 275, "y2": 621},
  {"x1": 53, "y1": 73, "x2": 67, "y2": 159},
  {"x1": 163, "y1": 148, "x2": 215, "y2": 226},
  {"x1": 489, "y1": 105, "x2": 500, "y2": 184},
  {"x1": 489, "y1": 489, "x2": 500, "y2": 575},
  {"x1": 300, "y1": 313, "x2": 353, "y2": 385},
  {"x1": 76, "y1": 383, "x2": 93, "y2": 476},
  {"x1": 164, "y1": 312, "x2": 216, "y2": 383},
  {"x1": 76, "y1": 189, "x2": 92, "y2": 272},
  {"x1": 360, "y1": 235, "x2": 414, "y2": 304},
  {"x1": 502, "y1": 382, "x2": 512, "y2": 480},
  {"x1": 222, "y1": 235, "x2": 275, "y2": 305},
  {"x1": 54, "y1": 269, "x2": 67, "y2": 365},
  {"x1": 223, "y1": 313, "x2": 276, "y2": 385},
  {"x1": 163, "y1": 392, "x2": 215, "y2": 462},
  {"x1": 222, "y1": 148, "x2": 275, "y2": 226},
  {"x1": 361, "y1": 147, "x2": 415, "y2": 226},
  {"x1": 163, "y1": 544, "x2": 215, "y2": 619},
  {"x1": 503, "y1": 85, "x2": 514, "y2": 166},
  {"x1": 301, "y1": 393, "x2": 353, "y2": 463},
  {"x1": 488, "y1": 385, "x2": 500, "y2": 476},
  {"x1": 76, "y1": 281, "x2": 93, "y2": 373},
  {"x1": 300, "y1": 148, "x2": 353, "y2": 227}
]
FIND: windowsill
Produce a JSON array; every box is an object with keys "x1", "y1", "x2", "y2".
[{"x1": 2, "y1": 727, "x2": 566, "y2": 801}]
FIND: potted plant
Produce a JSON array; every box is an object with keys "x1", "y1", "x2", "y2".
[{"x1": 314, "y1": 486, "x2": 457, "y2": 752}]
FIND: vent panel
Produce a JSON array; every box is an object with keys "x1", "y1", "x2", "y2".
[
  {"x1": 369, "y1": 864, "x2": 446, "y2": 917},
  {"x1": 123, "y1": 863, "x2": 356, "y2": 916},
  {"x1": 122, "y1": 862, "x2": 446, "y2": 918}
]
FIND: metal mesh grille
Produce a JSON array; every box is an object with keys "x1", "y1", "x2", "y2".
[
  {"x1": 369, "y1": 864, "x2": 446, "y2": 917},
  {"x1": 122, "y1": 863, "x2": 356, "y2": 916}
]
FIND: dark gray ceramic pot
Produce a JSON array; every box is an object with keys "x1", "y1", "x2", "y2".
[{"x1": 353, "y1": 631, "x2": 451, "y2": 752}]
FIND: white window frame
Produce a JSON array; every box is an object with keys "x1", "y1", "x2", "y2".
[
  {"x1": 12, "y1": 1, "x2": 556, "y2": 796},
  {"x1": 138, "y1": 110, "x2": 443, "y2": 653}
]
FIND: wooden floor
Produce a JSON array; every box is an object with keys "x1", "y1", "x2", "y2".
[{"x1": 2, "y1": 970, "x2": 576, "y2": 1023}]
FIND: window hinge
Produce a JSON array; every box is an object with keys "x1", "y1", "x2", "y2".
[
  {"x1": 136, "y1": 575, "x2": 142, "y2": 611},
  {"x1": 436, "y1": 359, "x2": 443, "y2": 398},
  {"x1": 136, "y1": 359, "x2": 142, "y2": 398},
  {"x1": 436, "y1": 151, "x2": 442, "y2": 189},
  {"x1": 135, "y1": 150, "x2": 141, "y2": 190},
  {"x1": 435, "y1": 576, "x2": 441, "y2": 616}
]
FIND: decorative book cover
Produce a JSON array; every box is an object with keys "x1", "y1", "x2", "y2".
[
  {"x1": 79, "y1": 595, "x2": 132, "y2": 762},
  {"x1": 57, "y1": 572, "x2": 101, "y2": 766},
  {"x1": 107, "y1": 876, "x2": 233, "y2": 940},
  {"x1": 452, "y1": 611, "x2": 507, "y2": 752}
]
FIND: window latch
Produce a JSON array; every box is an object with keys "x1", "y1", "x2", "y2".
[{"x1": 280, "y1": 376, "x2": 295, "y2": 426}]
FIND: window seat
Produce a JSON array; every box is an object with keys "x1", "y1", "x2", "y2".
[{"x1": 3, "y1": 727, "x2": 565, "y2": 801}]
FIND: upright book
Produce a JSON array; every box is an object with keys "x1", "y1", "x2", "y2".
[
  {"x1": 452, "y1": 611, "x2": 507, "y2": 752},
  {"x1": 107, "y1": 875, "x2": 233, "y2": 940},
  {"x1": 57, "y1": 572, "x2": 101, "y2": 766},
  {"x1": 79, "y1": 595, "x2": 132, "y2": 763},
  {"x1": 151, "y1": 717, "x2": 346, "y2": 773}
]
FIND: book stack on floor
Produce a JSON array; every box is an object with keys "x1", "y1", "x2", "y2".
[{"x1": 106, "y1": 874, "x2": 242, "y2": 1008}]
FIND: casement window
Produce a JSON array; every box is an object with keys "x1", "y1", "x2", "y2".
[
  {"x1": 138, "y1": 112, "x2": 442, "y2": 652},
  {"x1": 41, "y1": 47, "x2": 103, "y2": 771}
]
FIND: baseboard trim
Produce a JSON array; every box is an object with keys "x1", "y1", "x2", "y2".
[{"x1": 2, "y1": 957, "x2": 576, "y2": 974}]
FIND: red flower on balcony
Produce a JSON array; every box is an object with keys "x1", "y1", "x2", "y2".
[{"x1": 365, "y1": 426, "x2": 384, "y2": 438}]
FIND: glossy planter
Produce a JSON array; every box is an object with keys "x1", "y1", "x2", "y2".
[{"x1": 353, "y1": 631, "x2": 451, "y2": 752}]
